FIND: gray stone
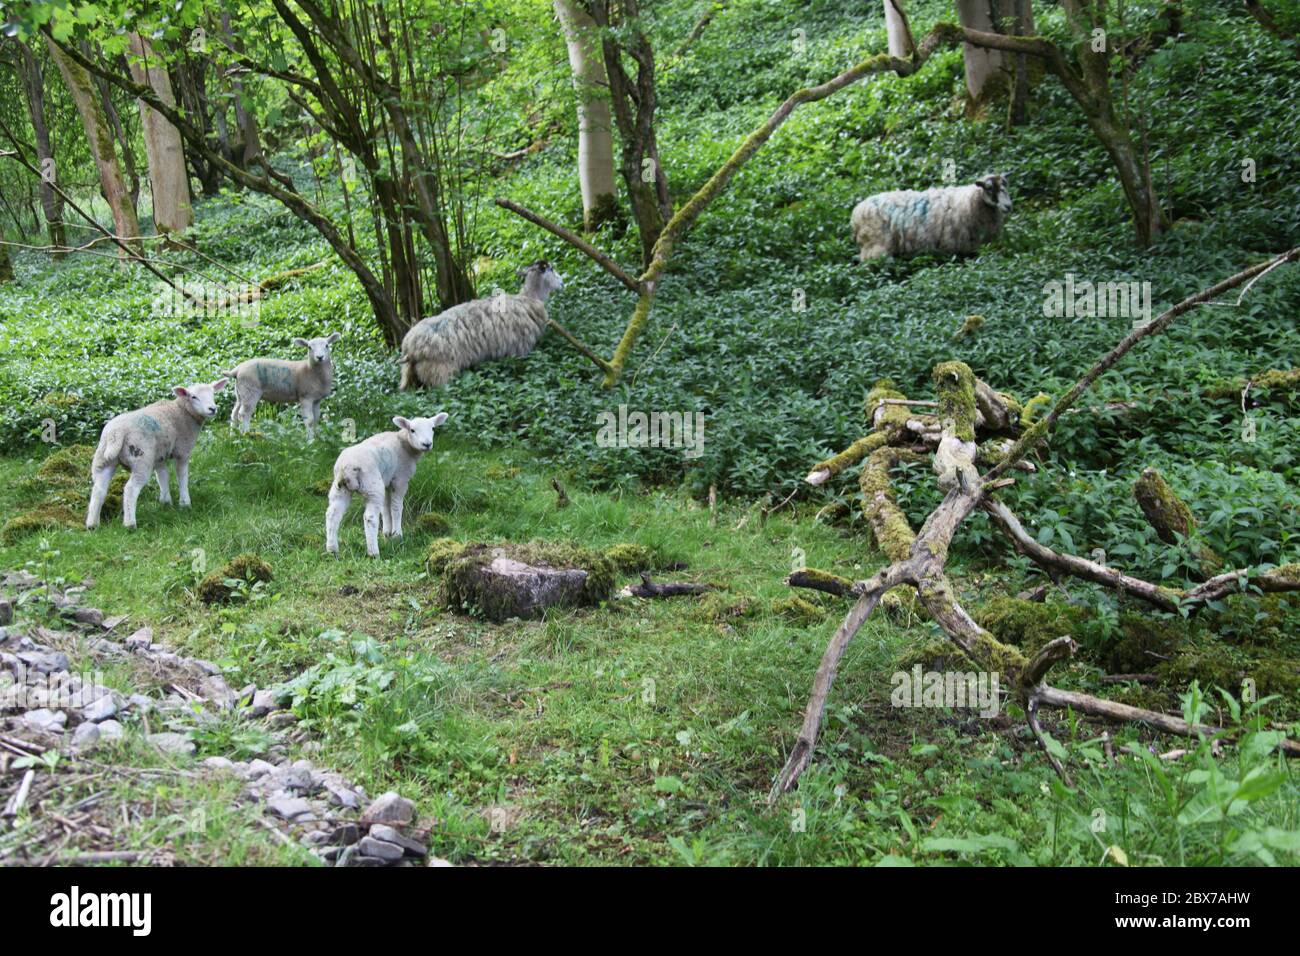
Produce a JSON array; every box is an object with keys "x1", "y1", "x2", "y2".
[
  {"x1": 364, "y1": 791, "x2": 415, "y2": 825},
  {"x1": 82, "y1": 694, "x2": 119, "y2": 723},
  {"x1": 328, "y1": 823, "x2": 361, "y2": 846},
  {"x1": 124, "y1": 628, "x2": 153, "y2": 651},
  {"x1": 68, "y1": 607, "x2": 105, "y2": 627},
  {"x1": 324, "y1": 782, "x2": 360, "y2": 809},
  {"x1": 266, "y1": 711, "x2": 297, "y2": 729},
  {"x1": 198, "y1": 675, "x2": 237, "y2": 709},
  {"x1": 16, "y1": 650, "x2": 69, "y2": 674},
  {"x1": 21, "y1": 708, "x2": 67, "y2": 733},
  {"x1": 427, "y1": 857, "x2": 454, "y2": 867},
  {"x1": 248, "y1": 688, "x2": 276, "y2": 717},
  {"x1": 369, "y1": 824, "x2": 428, "y2": 857},
  {"x1": 71, "y1": 721, "x2": 101, "y2": 751},
  {"x1": 96, "y1": 719, "x2": 124, "y2": 743},
  {"x1": 191, "y1": 659, "x2": 222, "y2": 676},
  {"x1": 266, "y1": 795, "x2": 312, "y2": 820},
  {"x1": 147, "y1": 732, "x2": 195, "y2": 756},
  {"x1": 277, "y1": 767, "x2": 316, "y2": 792},
  {"x1": 246, "y1": 759, "x2": 277, "y2": 779},
  {"x1": 101, "y1": 615, "x2": 128, "y2": 631},
  {"x1": 202, "y1": 756, "x2": 235, "y2": 772},
  {"x1": 302, "y1": 830, "x2": 331, "y2": 846},
  {"x1": 356, "y1": 837, "x2": 405, "y2": 862}
]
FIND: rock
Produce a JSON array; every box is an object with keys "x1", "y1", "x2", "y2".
[
  {"x1": 276, "y1": 766, "x2": 316, "y2": 792},
  {"x1": 364, "y1": 791, "x2": 416, "y2": 826},
  {"x1": 441, "y1": 543, "x2": 615, "y2": 622},
  {"x1": 370, "y1": 824, "x2": 428, "y2": 857},
  {"x1": 302, "y1": 830, "x2": 331, "y2": 846},
  {"x1": 125, "y1": 628, "x2": 152, "y2": 651},
  {"x1": 198, "y1": 675, "x2": 238, "y2": 709},
  {"x1": 101, "y1": 614, "x2": 129, "y2": 631},
  {"x1": 246, "y1": 759, "x2": 278, "y2": 779},
  {"x1": 328, "y1": 823, "x2": 361, "y2": 846},
  {"x1": 67, "y1": 607, "x2": 105, "y2": 627},
  {"x1": 192, "y1": 659, "x2": 222, "y2": 677},
  {"x1": 89, "y1": 638, "x2": 126, "y2": 657},
  {"x1": 324, "y1": 782, "x2": 360, "y2": 809},
  {"x1": 147, "y1": 732, "x2": 195, "y2": 756},
  {"x1": 82, "y1": 694, "x2": 118, "y2": 723},
  {"x1": 21, "y1": 708, "x2": 67, "y2": 733},
  {"x1": 356, "y1": 837, "x2": 405, "y2": 862},
  {"x1": 16, "y1": 650, "x2": 69, "y2": 674},
  {"x1": 248, "y1": 688, "x2": 277, "y2": 717},
  {"x1": 202, "y1": 756, "x2": 235, "y2": 772},
  {"x1": 71, "y1": 721, "x2": 101, "y2": 751},
  {"x1": 266, "y1": 711, "x2": 297, "y2": 729},
  {"x1": 337, "y1": 846, "x2": 387, "y2": 867},
  {"x1": 127, "y1": 693, "x2": 154, "y2": 712},
  {"x1": 96, "y1": 719, "x2": 124, "y2": 743},
  {"x1": 266, "y1": 795, "x2": 312, "y2": 820},
  {"x1": 427, "y1": 857, "x2": 454, "y2": 867}
]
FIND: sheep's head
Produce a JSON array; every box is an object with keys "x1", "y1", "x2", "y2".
[
  {"x1": 977, "y1": 173, "x2": 1012, "y2": 214},
  {"x1": 393, "y1": 412, "x2": 449, "y2": 453},
  {"x1": 518, "y1": 260, "x2": 564, "y2": 302},
  {"x1": 174, "y1": 378, "x2": 227, "y2": 419},
  {"x1": 294, "y1": 332, "x2": 341, "y2": 365}
]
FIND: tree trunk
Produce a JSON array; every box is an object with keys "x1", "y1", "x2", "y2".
[
  {"x1": 554, "y1": 0, "x2": 618, "y2": 232},
  {"x1": 87, "y1": 46, "x2": 142, "y2": 210},
  {"x1": 45, "y1": 37, "x2": 142, "y2": 253},
  {"x1": 17, "y1": 42, "x2": 66, "y2": 256},
  {"x1": 884, "y1": 0, "x2": 913, "y2": 57},
  {"x1": 0, "y1": 242, "x2": 11, "y2": 283},
  {"x1": 220, "y1": 11, "x2": 266, "y2": 168},
  {"x1": 127, "y1": 34, "x2": 194, "y2": 234},
  {"x1": 955, "y1": 0, "x2": 1006, "y2": 104}
]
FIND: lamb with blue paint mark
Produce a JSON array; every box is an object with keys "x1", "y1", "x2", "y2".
[
  {"x1": 86, "y1": 378, "x2": 228, "y2": 529},
  {"x1": 398, "y1": 261, "x2": 563, "y2": 390},
  {"x1": 851, "y1": 174, "x2": 1012, "y2": 260},
  {"x1": 326, "y1": 413, "x2": 448, "y2": 557},
  {"x1": 223, "y1": 332, "x2": 340, "y2": 436}
]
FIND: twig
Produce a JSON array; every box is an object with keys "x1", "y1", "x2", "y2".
[{"x1": 3, "y1": 770, "x2": 36, "y2": 818}]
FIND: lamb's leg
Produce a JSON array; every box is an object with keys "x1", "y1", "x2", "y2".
[
  {"x1": 121, "y1": 466, "x2": 151, "y2": 529},
  {"x1": 399, "y1": 361, "x2": 412, "y2": 392},
  {"x1": 86, "y1": 464, "x2": 116, "y2": 530},
  {"x1": 230, "y1": 399, "x2": 242, "y2": 428},
  {"x1": 362, "y1": 492, "x2": 384, "y2": 557},
  {"x1": 325, "y1": 485, "x2": 351, "y2": 555},
  {"x1": 176, "y1": 457, "x2": 192, "y2": 508},
  {"x1": 155, "y1": 464, "x2": 172, "y2": 505},
  {"x1": 300, "y1": 398, "x2": 318, "y2": 440},
  {"x1": 388, "y1": 479, "x2": 408, "y2": 539},
  {"x1": 380, "y1": 487, "x2": 392, "y2": 537},
  {"x1": 237, "y1": 391, "x2": 258, "y2": 432}
]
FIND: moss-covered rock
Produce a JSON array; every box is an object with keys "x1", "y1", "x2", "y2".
[
  {"x1": 972, "y1": 596, "x2": 1086, "y2": 655},
  {"x1": 604, "y1": 543, "x2": 660, "y2": 574},
  {"x1": 771, "y1": 595, "x2": 824, "y2": 625},
  {"x1": 416, "y1": 511, "x2": 451, "y2": 535},
  {"x1": 693, "y1": 591, "x2": 757, "y2": 627},
  {"x1": 197, "y1": 554, "x2": 274, "y2": 605},
  {"x1": 426, "y1": 538, "x2": 469, "y2": 574},
  {"x1": 441, "y1": 541, "x2": 614, "y2": 621},
  {"x1": 1, "y1": 504, "x2": 81, "y2": 544},
  {"x1": 953, "y1": 314, "x2": 984, "y2": 341}
]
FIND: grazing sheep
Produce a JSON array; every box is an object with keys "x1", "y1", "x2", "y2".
[
  {"x1": 326, "y1": 413, "x2": 449, "y2": 557},
  {"x1": 223, "y1": 332, "x2": 340, "y2": 436},
  {"x1": 86, "y1": 378, "x2": 228, "y2": 530},
  {"x1": 851, "y1": 173, "x2": 1012, "y2": 260},
  {"x1": 398, "y1": 261, "x2": 563, "y2": 390}
]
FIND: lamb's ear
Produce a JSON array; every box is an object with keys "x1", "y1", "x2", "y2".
[
  {"x1": 392, "y1": 416, "x2": 412, "y2": 431},
  {"x1": 293, "y1": 337, "x2": 308, "y2": 348},
  {"x1": 173, "y1": 386, "x2": 191, "y2": 398},
  {"x1": 326, "y1": 332, "x2": 341, "y2": 344},
  {"x1": 212, "y1": 378, "x2": 228, "y2": 392},
  {"x1": 431, "y1": 412, "x2": 448, "y2": 428}
]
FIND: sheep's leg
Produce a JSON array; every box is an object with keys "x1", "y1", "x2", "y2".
[
  {"x1": 229, "y1": 399, "x2": 242, "y2": 428},
  {"x1": 859, "y1": 241, "x2": 889, "y2": 261},
  {"x1": 398, "y1": 362, "x2": 412, "y2": 392},
  {"x1": 325, "y1": 485, "x2": 351, "y2": 555},
  {"x1": 362, "y1": 493, "x2": 384, "y2": 557},
  {"x1": 176, "y1": 457, "x2": 192, "y2": 508},
  {"x1": 237, "y1": 392, "x2": 258, "y2": 432},
  {"x1": 300, "y1": 398, "x2": 318, "y2": 440},
  {"x1": 388, "y1": 479, "x2": 408, "y2": 539},
  {"x1": 86, "y1": 464, "x2": 116, "y2": 530},
  {"x1": 155, "y1": 463, "x2": 172, "y2": 505},
  {"x1": 380, "y1": 487, "x2": 393, "y2": 537},
  {"x1": 121, "y1": 467, "x2": 151, "y2": 529}
]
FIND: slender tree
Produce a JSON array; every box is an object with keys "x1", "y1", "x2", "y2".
[
  {"x1": 126, "y1": 33, "x2": 192, "y2": 233},
  {"x1": 16, "y1": 40, "x2": 65, "y2": 255},
  {"x1": 554, "y1": 0, "x2": 618, "y2": 232}
]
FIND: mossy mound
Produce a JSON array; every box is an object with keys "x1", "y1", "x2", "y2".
[
  {"x1": 197, "y1": 554, "x2": 274, "y2": 605},
  {"x1": 440, "y1": 541, "x2": 614, "y2": 621},
  {"x1": 3, "y1": 446, "x2": 129, "y2": 541},
  {"x1": 972, "y1": 597, "x2": 1086, "y2": 655},
  {"x1": 604, "y1": 543, "x2": 660, "y2": 574},
  {"x1": 416, "y1": 511, "x2": 451, "y2": 535},
  {"x1": 1, "y1": 504, "x2": 82, "y2": 544},
  {"x1": 427, "y1": 538, "x2": 469, "y2": 574},
  {"x1": 771, "y1": 596, "x2": 824, "y2": 625},
  {"x1": 311, "y1": 477, "x2": 334, "y2": 496},
  {"x1": 693, "y1": 591, "x2": 757, "y2": 627},
  {"x1": 36, "y1": 444, "x2": 95, "y2": 484}
]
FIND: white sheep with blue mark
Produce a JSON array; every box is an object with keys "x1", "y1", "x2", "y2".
[
  {"x1": 398, "y1": 261, "x2": 563, "y2": 390},
  {"x1": 86, "y1": 378, "x2": 228, "y2": 529},
  {"x1": 325, "y1": 413, "x2": 449, "y2": 557},
  {"x1": 851, "y1": 173, "x2": 1012, "y2": 260},
  {"x1": 223, "y1": 332, "x2": 340, "y2": 437}
]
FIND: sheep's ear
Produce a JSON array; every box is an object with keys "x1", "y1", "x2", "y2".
[
  {"x1": 212, "y1": 378, "x2": 228, "y2": 392},
  {"x1": 326, "y1": 332, "x2": 341, "y2": 344},
  {"x1": 431, "y1": 412, "x2": 448, "y2": 428},
  {"x1": 293, "y1": 337, "x2": 308, "y2": 348},
  {"x1": 392, "y1": 416, "x2": 412, "y2": 431},
  {"x1": 173, "y1": 386, "x2": 190, "y2": 398}
]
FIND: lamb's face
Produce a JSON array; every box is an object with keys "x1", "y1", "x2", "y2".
[
  {"x1": 174, "y1": 378, "x2": 227, "y2": 418},
  {"x1": 295, "y1": 332, "x2": 341, "y2": 365},
  {"x1": 978, "y1": 174, "x2": 1012, "y2": 214},
  {"x1": 393, "y1": 412, "x2": 449, "y2": 452}
]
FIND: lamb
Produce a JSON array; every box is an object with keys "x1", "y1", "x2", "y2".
[
  {"x1": 86, "y1": 378, "x2": 228, "y2": 530},
  {"x1": 850, "y1": 173, "x2": 1012, "y2": 260},
  {"x1": 223, "y1": 332, "x2": 341, "y2": 436},
  {"x1": 398, "y1": 261, "x2": 563, "y2": 390},
  {"x1": 325, "y1": 413, "x2": 449, "y2": 557}
]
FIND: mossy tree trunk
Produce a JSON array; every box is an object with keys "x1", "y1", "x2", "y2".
[
  {"x1": 0, "y1": 241, "x2": 12, "y2": 283},
  {"x1": 555, "y1": 0, "x2": 619, "y2": 232},
  {"x1": 126, "y1": 34, "x2": 193, "y2": 235},
  {"x1": 17, "y1": 41, "x2": 66, "y2": 256},
  {"x1": 45, "y1": 36, "x2": 142, "y2": 254}
]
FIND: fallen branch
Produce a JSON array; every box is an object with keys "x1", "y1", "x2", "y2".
[
  {"x1": 494, "y1": 197, "x2": 640, "y2": 293},
  {"x1": 626, "y1": 573, "x2": 715, "y2": 598}
]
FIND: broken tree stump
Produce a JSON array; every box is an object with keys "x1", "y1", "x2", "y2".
[{"x1": 440, "y1": 543, "x2": 614, "y2": 622}]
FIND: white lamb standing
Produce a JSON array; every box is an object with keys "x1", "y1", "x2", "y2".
[
  {"x1": 851, "y1": 173, "x2": 1012, "y2": 260},
  {"x1": 223, "y1": 332, "x2": 341, "y2": 437},
  {"x1": 325, "y1": 413, "x2": 449, "y2": 557},
  {"x1": 398, "y1": 261, "x2": 563, "y2": 390},
  {"x1": 86, "y1": 378, "x2": 228, "y2": 530}
]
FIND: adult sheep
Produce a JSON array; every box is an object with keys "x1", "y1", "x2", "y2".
[
  {"x1": 851, "y1": 173, "x2": 1012, "y2": 260},
  {"x1": 398, "y1": 260, "x2": 564, "y2": 390}
]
